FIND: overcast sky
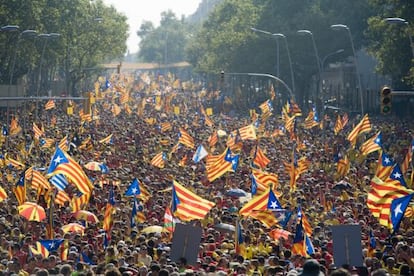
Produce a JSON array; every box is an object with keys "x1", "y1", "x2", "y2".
[{"x1": 103, "y1": 0, "x2": 202, "y2": 53}]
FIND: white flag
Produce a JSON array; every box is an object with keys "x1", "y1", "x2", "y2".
[{"x1": 192, "y1": 145, "x2": 208, "y2": 163}]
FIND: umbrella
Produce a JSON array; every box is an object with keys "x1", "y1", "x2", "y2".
[
  {"x1": 84, "y1": 161, "x2": 102, "y2": 171},
  {"x1": 333, "y1": 180, "x2": 353, "y2": 190},
  {"x1": 214, "y1": 223, "x2": 236, "y2": 233},
  {"x1": 141, "y1": 225, "x2": 167, "y2": 234},
  {"x1": 18, "y1": 202, "x2": 46, "y2": 222},
  {"x1": 61, "y1": 223, "x2": 85, "y2": 234},
  {"x1": 217, "y1": 129, "x2": 227, "y2": 137},
  {"x1": 226, "y1": 188, "x2": 248, "y2": 198},
  {"x1": 72, "y1": 210, "x2": 99, "y2": 223}
]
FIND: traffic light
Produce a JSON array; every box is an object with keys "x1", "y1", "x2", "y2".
[{"x1": 380, "y1": 86, "x2": 392, "y2": 114}]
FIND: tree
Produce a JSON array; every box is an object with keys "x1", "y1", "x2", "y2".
[
  {"x1": 138, "y1": 11, "x2": 190, "y2": 65},
  {"x1": 0, "y1": 0, "x2": 128, "y2": 96},
  {"x1": 366, "y1": 0, "x2": 414, "y2": 88}
]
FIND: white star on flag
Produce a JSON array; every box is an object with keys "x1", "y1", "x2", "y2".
[
  {"x1": 54, "y1": 156, "x2": 63, "y2": 165},
  {"x1": 270, "y1": 201, "x2": 279, "y2": 209},
  {"x1": 393, "y1": 203, "x2": 403, "y2": 217},
  {"x1": 393, "y1": 172, "x2": 402, "y2": 179},
  {"x1": 384, "y1": 157, "x2": 391, "y2": 164}
]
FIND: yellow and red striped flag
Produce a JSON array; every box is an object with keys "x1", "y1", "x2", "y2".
[
  {"x1": 47, "y1": 147, "x2": 93, "y2": 196},
  {"x1": 270, "y1": 228, "x2": 292, "y2": 240},
  {"x1": 151, "y1": 152, "x2": 167, "y2": 169},
  {"x1": 0, "y1": 186, "x2": 7, "y2": 202},
  {"x1": 347, "y1": 114, "x2": 371, "y2": 147},
  {"x1": 44, "y1": 100, "x2": 56, "y2": 110},
  {"x1": 178, "y1": 128, "x2": 195, "y2": 149},
  {"x1": 31, "y1": 170, "x2": 51, "y2": 190},
  {"x1": 99, "y1": 134, "x2": 113, "y2": 144},
  {"x1": 58, "y1": 136, "x2": 69, "y2": 152},
  {"x1": 238, "y1": 124, "x2": 257, "y2": 140},
  {"x1": 55, "y1": 190, "x2": 70, "y2": 206},
  {"x1": 249, "y1": 210, "x2": 279, "y2": 228},
  {"x1": 401, "y1": 139, "x2": 414, "y2": 174},
  {"x1": 208, "y1": 130, "x2": 218, "y2": 148},
  {"x1": 172, "y1": 180, "x2": 215, "y2": 221},
  {"x1": 360, "y1": 131, "x2": 382, "y2": 156},
  {"x1": 337, "y1": 155, "x2": 350, "y2": 177},
  {"x1": 252, "y1": 145, "x2": 271, "y2": 168},
  {"x1": 32, "y1": 123, "x2": 44, "y2": 139}
]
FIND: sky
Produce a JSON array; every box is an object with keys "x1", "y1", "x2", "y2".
[{"x1": 103, "y1": 0, "x2": 202, "y2": 54}]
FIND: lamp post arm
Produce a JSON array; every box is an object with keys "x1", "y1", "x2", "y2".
[{"x1": 224, "y1": 72, "x2": 294, "y2": 100}]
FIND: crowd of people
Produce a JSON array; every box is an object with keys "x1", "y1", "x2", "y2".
[{"x1": 0, "y1": 73, "x2": 413, "y2": 276}]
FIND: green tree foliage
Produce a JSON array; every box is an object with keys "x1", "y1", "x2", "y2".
[
  {"x1": 366, "y1": 0, "x2": 414, "y2": 88},
  {"x1": 138, "y1": 11, "x2": 190, "y2": 64},
  {"x1": 0, "y1": 0, "x2": 128, "y2": 96}
]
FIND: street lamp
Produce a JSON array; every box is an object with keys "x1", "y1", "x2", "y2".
[
  {"x1": 36, "y1": 33, "x2": 60, "y2": 119},
  {"x1": 37, "y1": 33, "x2": 61, "y2": 98},
  {"x1": 272, "y1": 33, "x2": 295, "y2": 94},
  {"x1": 384, "y1": 17, "x2": 414, "y2": 58},
  {"x1": 1, "y1": 25, "x2": 20, "y2": 32},
  {"x1": 251, "y1": 27, "x2": 280, "y2": 77},
  {"x1": 321, "y1": 49, "x2": 344, "y2": 70},
  {"x1": 7, "y1": 29, "x2": 37, "y2": 125},
  {"x1": 297, "y1": 29, "x2": 322, "y2": 104},
  {"x1": 330, "y1": 24, "x2": 364, "y2": 115}
]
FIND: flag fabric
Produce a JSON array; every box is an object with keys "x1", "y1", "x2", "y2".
[
  {"x1": 252, "y1": 145, "x2": 271, "y2": 168},
  {"x1": 13, "y1": 173, "x2": 26, "y2": 205},
  {"x1": 251, "y1": 169, "x2": 279, "y2": 194},
  {"x1": 192, "y1": 145, "x2": 209, "y2": 163},
  {"x1": 249, "y1": 210, "x2": 279, "y2": 228},
  {"x1": 269, "y1": 228, "x2": 292, "y2": 240},
  {"x1": 305, "y1": 235, "x2": 315, "y2": 256},
  {"x1": 287, "y1": 99, "x2": 302, "y2": 116},
  {"x1": 58, "y1": 136, "x2": 69, "y2": 152},
  {"x1": 151, "y1": 152, "x2": 167, "y2": 169},
  {"x1": 31, "y1": 170, "x2": 51, "y2": 190},
  {"x1": 259, "y1": 100, "x2": 273, "y2": 115},
  {"x1": 160, "y1": 122, "x2": 172, "y2": 132},
  {"x1": 55, "y1": 190, "x2": 70, "y2": 206},
  {"x1": 401, "y1": 139, "x2": 414, "y2": 174},
  {"x1": 130, "y1": 198, "x2": 139, "y2": 228},
  {"x1": 389, "y1": 164, "x2": 407, "y2": 187},
  {"x1": 206, "y1": 148, "x2": 238, "y2": 182},
  {"x1": 360, "y1": 131, "x2": 382, "y2": 156},
  {"x1": 303, "y1": 110, "x2": 319, "y2": 129},
  {"x1": 375, "y1": 151, "x2": 395, "y2": 181},
  {"x1": 39, "y1": 239, "x2": 64, "y2": 252},
  {"x1": 390, "y1": 193, "x2": 414, "y2": 233},
  {"x1": 163, "y1": 206, "x2": 180, "y2": 233},
  {"x1": 99, "y1": 134, "x2": 113, "y2": 144},
  {"x1": 47, "y1": 147, "x2": 92, "y2": 195},
  {"x1": 208, "y1": 131, "x2": 219, "y2": 148},
  {"x1": 292, "y1": 219, "x2": 306, "y2": 256},
  {"x1": 70, "y1": 192, "x2": 90, "y2": 213},
  {"x1": 297, "y1": 206, "x2": 313, "y2": 237},
  {"x1": 5, "y1": 155, "x2": 25, "y2": 169},
  {"x1": 103, "y1": 186, "x2": 116, "y2": 233},
  {"x1": 367, "y1": 176, "x2": 413, "y2": 228},
  {"x1": 238, "y1": 124, "x2": 257, "y2": 140},
  {"x1": 44, "y1": 100, "x2": 56, "y2": 110},
  {"x1": 79, "y1": 252, "x2": 95, "y2": 265},
  {"x1": 33, "y1": 123, "x2": 44, "y2": 139},
  {"x1": 337, "y1": 155, "x2": 350, "y2": 177},
  {"x1": 171, "y1": 180, "x2": 215, "y2": 221},
  {"x1": 49, "y1": 174, "x2": 69, "y2": 191},
  {"x1": 239, "y1": 189, "x2": 283, "y2": 216},
  {"x1": 125, "y1": 178, "x2": 141, "y2": 196},
  {"x1": 367, "y1": 229, "x2": 376, "y2": 257},
  {"x1": 347, "y1": 114, "x2": 371, "y2": 147},
  {"x1": 178, "y1": 128, "x2": 195, "y2": 149},
  {"x1": 333, "y1": 115, "x2": 344, "y2": 135},
  {"x1": 235, "y1": 220, "x2": 245, "y2": 256},
  {"x1": 0, "y1": 186, "x2": 8, "y2": 202}
]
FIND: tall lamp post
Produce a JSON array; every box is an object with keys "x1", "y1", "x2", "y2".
[
  {"x1": 297, "y1": 30, "x2": 322, "y2": 105},
  {"x1": 272, "y1": 33, "x2": 295, "y2": 94},
  {"x1": 384, "y1": 17, "x2": 414, "y2": 58},
  {"x1": 330, "y1": 24, "x2": 364, "y2": 115},
  {"x1": 36, "y1": 33, "x2": 60, "y2": 118},
  {"x1": 7, "y1": 29, "x2": 37, "y2": 126},
  {"x1": 251, "y1": 27, "x2": 280, "y2": 77}
]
